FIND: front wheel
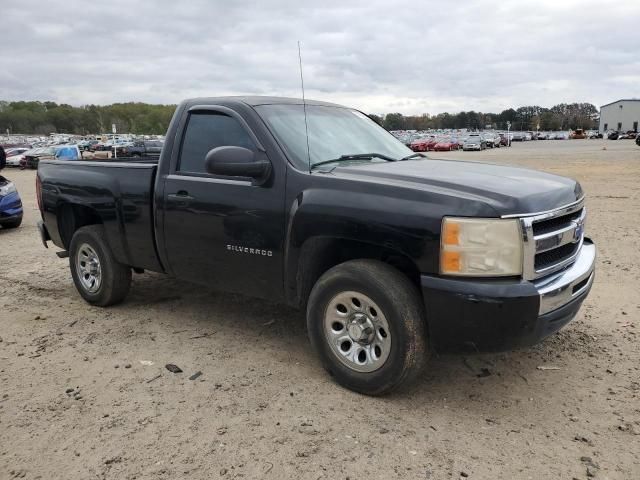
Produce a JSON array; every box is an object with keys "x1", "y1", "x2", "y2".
[
  {"x1": 69, "y1": 225, "x2": 131, "y2": 306},
  {"x1": 306, "y1": 260, "x2": 428, "y2": 395}
]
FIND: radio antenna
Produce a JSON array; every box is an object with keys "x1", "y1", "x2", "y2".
[{"x1": 298, "y1": 41, "x2": 312, "y2": 172}]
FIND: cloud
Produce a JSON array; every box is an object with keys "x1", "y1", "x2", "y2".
[{"x1": 2, "y1": 0, "x2": 639, "y2": 114}]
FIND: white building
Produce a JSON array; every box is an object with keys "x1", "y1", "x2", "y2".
[{"x1": 599, "y1": 99, "x2": 640, "y2": 134}]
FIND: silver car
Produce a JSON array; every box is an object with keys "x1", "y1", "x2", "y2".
[{"x1": 462, "y1": 134, "x2": 485, "y2": 151}]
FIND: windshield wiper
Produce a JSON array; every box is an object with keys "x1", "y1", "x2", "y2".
[
  {"x1": 311, "y1": 153, "x2": 398, "y2": 169},
  {"x1": 400, "y1": 152, "x2": 427, "y2": 161}
]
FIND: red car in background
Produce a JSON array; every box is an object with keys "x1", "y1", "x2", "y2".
[
  {"x1": 433, "y1": 138, "x2": 459, "y2": 151},
  {"x1": 412, "y1": 137, "x2": 441, "y2": 151},
  {"x1": 410, "y1": 137, "x2": 431, "y2": 152}
]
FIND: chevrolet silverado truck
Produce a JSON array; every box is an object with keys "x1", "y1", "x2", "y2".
[{"x1": 36, "y1": 97, "x2": 596, "y2": 395}]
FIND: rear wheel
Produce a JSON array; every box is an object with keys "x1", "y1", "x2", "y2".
[
  {"x1": 69, "y1": 225, "x2": 131, "y2": 306},
  {"x1": 307, "y1": 260, "x2": 428, "y2": 395}
]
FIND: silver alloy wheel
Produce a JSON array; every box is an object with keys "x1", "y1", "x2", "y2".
[
  {"x1": 76, "y1": 243, "x2": 102, "y2": 293},
  {"x1": 323, "y1": 291, "x2": 391, "y2": 373}
]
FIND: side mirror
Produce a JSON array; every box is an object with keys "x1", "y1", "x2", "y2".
[{"x1": 205, "y1": 146, "x2": 270, "y2": 184}]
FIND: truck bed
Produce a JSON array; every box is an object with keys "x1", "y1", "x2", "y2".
[{"x1": 38, "y1": 160, "x2": 163, "y2": 272}]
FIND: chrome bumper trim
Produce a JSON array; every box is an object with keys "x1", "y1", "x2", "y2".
[{"x1": 534, "y1": 240, "x2": 595, "y2": 315}]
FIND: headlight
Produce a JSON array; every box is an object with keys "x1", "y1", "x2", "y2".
[
  {"x1": 0, "y1": 182, "x2": 17, "y2": 196},
  {"x1": 440, "y1": 217, "x2": 523, "y2": 276}
]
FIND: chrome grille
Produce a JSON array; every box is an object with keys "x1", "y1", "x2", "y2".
[{"x1": 505, "y1": 199, "x2": 586, "y2": 280}]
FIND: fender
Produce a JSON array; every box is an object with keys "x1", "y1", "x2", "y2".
[{"x1": 283, "y1": 186, "x2": 443, "y2": 307}]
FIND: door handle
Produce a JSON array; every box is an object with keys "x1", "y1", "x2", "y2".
[{"x1": 167, "y1": 191, "x2": 194, "y2": 203}]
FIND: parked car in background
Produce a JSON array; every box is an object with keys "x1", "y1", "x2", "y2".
[
  {"x1": 462, "y1": 133, "x2": 486, "y2": 151},
  {"x1": 570, "y1": 129, "x2": 586, "y2": 139},
  {"x1": 92, "y1": 142, "x2": 114, "y2": 152},
  {"x1": 114, "y1": 140, "x2": 163, "y2": 157},
  {"x1": 78, "y1": 140, "x2": 100, "y2": 151},
  {"x1": 410, "y1": 136, "x2": 436, "y2": 152},
  {"x1": 55, "y1": 145, "x2": 81, "y2": 161},
  {"x1": 0, "y1": 175, "x2": 23, "y2": 229},
  {"x1": 607, "y1": 131, "x2": 621, "y2": 140},
  {"x1": 452, "y1": 135, "x2": 466, "y2": 149},
  {"x1": 482, "y1": 132, "x2": 501, "y2": 148},
  {"x1": 6, "y1": 147, "x2": 29, "y2": 157},
  {"x1": 433, "y1": 137, "x2": 458, "y2": 151},
  {"x1": 636, "y1": 133, "x2": 640, "y2": 146},
  {"x1": 6, "y1": 154, "x2": 24, "y2": 167},
  {"x1": 22, "y1": 146, "x2": 57, "y2": 169},
  {"x1": 4, "y1": 148, "x2": 30, "y2": 167},
  {"x1": 110, "y1": 142, "x2": 134, "y2": 156}
]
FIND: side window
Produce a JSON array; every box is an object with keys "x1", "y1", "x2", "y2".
[{"x1": 178, "y1": 112, "x2": 256, "y2": 174}]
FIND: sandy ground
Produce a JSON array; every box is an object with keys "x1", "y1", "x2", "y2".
[{"x1": 0, "y1": 139, "x2": 639, "y2": 480}]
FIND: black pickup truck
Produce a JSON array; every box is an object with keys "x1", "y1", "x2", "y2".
[{"x1": 37, "y1": 97, "x2": 596, "y2": 395}]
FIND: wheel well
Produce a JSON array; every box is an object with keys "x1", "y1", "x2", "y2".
[
  {"x1": 295, "y1": 237, "x2": 421, "y2": 308},
  {"x1": 58, "y1": 203, "x2": 102, "y2": 249}
]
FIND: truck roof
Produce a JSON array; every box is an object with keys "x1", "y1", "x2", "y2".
[{"x1": 183, "y1": 96, "x2": 345, "y2": 108}]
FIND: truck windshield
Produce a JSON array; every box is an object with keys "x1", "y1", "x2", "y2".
[{"x1": 255, "y1": 104, "x2": 413, "y2": 170}]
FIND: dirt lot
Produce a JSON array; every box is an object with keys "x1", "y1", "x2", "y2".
[{"x1": 1, "y1": 139, "x2": 639, "y2": 480}]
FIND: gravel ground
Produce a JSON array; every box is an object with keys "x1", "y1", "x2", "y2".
[{"x1": 1, "y1": 139, "x2": 639, "y2": 480}]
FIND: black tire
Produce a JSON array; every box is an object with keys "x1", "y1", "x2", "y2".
[
  {"x1": 306, "y1": 259, "x2": 428, "y2": 395},
  {"x1": 0, "y1": 216, "x2": 22, "y2": 229},
  {"x1": 69, "y1": 225, "x2": 131, "y2": 306}
]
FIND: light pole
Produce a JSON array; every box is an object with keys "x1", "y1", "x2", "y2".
[{"x1": 507, "y1": 121, "x2": 511, "y2": 147}]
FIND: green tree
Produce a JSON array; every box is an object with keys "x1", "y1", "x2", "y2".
[
  {"x1": 383, "y1": 113, "x2": 405, "y2": 130},
  {"x1": 367, "y1": 114, "x2": 383, "y2": 126}
]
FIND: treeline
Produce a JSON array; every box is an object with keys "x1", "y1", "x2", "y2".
[
  {"x1": 369, "y1": 103, "x2": 599, "y2": 131},
  {"x1": 0, "y1": 101, "x2": 176, "y2": 135},
  {"x1": 0, "y1": 100, "x2": 598, "y2": 135}
]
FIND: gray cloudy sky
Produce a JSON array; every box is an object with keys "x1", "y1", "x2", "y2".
[{"x1": 2, "y1": 0, "x2": 639, "y2": 114}]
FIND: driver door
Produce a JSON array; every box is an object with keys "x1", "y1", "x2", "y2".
[{"x1": 160, "y1": 108, "x2": 285, "y2": 300}]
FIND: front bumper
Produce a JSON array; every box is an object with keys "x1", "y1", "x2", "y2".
[{"x1": 421, "y1": 238, "x2": 596, "y2": 351}]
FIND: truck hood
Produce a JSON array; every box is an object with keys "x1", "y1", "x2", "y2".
[{"x1": 331, "y1": 158, "x2": 582, "y2": 216}]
